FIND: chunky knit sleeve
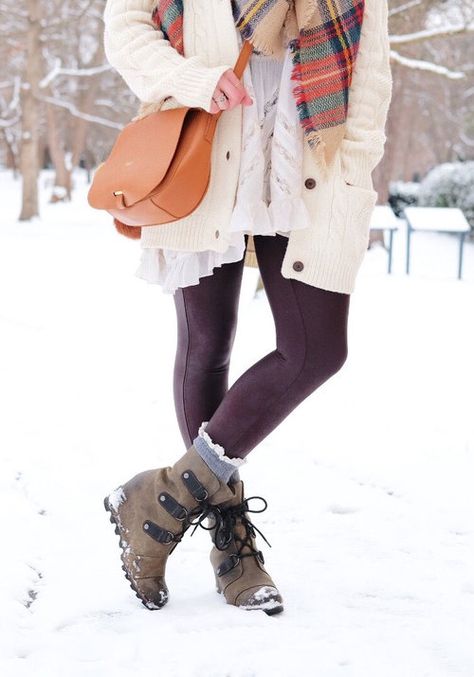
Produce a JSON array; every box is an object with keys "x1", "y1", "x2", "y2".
[
  {"x1": 340, "y1": 0, "x2": 393, "y2": 189},
  {"x1": 103, "y1": 0, "x2": 232, "y2": 111}
]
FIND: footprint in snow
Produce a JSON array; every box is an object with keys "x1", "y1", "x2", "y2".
[{"x1": 328, "y1": 504, "x2": 359, "y2": 515}]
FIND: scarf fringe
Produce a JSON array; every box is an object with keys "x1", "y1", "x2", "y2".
[
  {"x1": 307, "y1": 130, "x2": 330, "y2": 179},
  {"x1": 247, "y1": 32, "x2": 287, "y2": 60},
  {"x1": 240, "y1": 0, "x2": 289, "y2": 57}
]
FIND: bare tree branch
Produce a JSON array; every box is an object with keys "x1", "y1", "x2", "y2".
[
  {"x1": 390, "y1": 23, "x2": 474, "y2": 46},
  {"x1": 390, "y1": 49, "x2": 466, "y2": 79},
  {"x1": 389, "y1": 1, "x2": 422, "y2": 19},
  {"x1": 0, "y1": 115, "x2": 20, "y2": 128},
  {"x1": 39, "y1": 60, "x2": 112, "y2": 88},
  {"x1": 37, "y1": 93, "x2": 123, "y2": 129}
]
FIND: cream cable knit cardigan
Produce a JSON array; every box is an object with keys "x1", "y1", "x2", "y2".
[{"x1": 102, "y1": 0, "x2": 393, "y2": 294}]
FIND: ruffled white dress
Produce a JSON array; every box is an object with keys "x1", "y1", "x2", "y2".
[{"x1": 135, "y1": 31, "x2": 311, "y2": 294}]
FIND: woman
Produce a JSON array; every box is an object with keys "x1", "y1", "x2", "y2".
[{"x1": 102, "y1": 0, "x2": 392, "y2": 615}]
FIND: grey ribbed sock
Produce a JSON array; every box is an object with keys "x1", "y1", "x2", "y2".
[{"x1": 193, "y1": 426, "x2": 244, "y2": 485}]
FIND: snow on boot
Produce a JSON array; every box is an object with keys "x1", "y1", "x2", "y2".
[
  {"x1": 104, "y1": 444, "x2": 237, "y2": 610},
  {"x1": 209, "y1": 480, "x2": 284, "y2": 615}
]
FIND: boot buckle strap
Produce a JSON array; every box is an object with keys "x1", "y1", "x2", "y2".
[
  {"x1": 181, "y1": 470, "x2": 209, "y2": 502},
  {"x1": 216, "y1": 553, "x2": 240, "y2": 577},
  {"x1": 143, "y1": 520, "x2": 175, "y2": 544},
  {"x1": 158, "y1": 492, "x2": 187, "y2": 521}
]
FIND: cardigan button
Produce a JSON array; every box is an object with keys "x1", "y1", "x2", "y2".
[
  {"x1": 215, "y1": 229, "x2": 220, "y2": 239},
  {"x1": 226, "y1": 150, "x2": 230, "y2": 160},
  {"x1": 304, "y1": 178, "x2": 316, "y2": 190},
  {"x1": 292, "y1": 260, "x2": 304, "y2": 272}
]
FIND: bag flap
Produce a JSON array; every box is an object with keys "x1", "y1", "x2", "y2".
[{"x1": 88, "y1": 107, "x2": 190, "y2": 210}]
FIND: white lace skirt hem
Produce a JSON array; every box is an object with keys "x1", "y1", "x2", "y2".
[
  {"x1": 135, "y1": 194, "x2": 311, "y2": 295},
  {"x1": 136, "y1": 230, "x2": 246, "y2": 294},
  {"x1": 269, "y1": 197, "x2": 312, "y2": 234},
  {"x1": 228, "y1": 195, "x2": 311, "y2": 236}
]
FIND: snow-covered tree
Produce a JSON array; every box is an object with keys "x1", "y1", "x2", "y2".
[
  {"x1": 374, "y1": 0, "x2": 474, "y2": 209},
  {"x1": 417, "y1": 161, "x2": 474, "y2": 227},
  {"x1": 0, "y1": 0, "x2": 134, "y2": 219}
]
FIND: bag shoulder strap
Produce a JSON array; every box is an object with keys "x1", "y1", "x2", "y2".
[{"x1": 233, "y1": 40, "x2": 253, "y2": 80}]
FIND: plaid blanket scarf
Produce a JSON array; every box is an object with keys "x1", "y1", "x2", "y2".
[{"x1": 151, "y1": 0, "x2": 365, "y2": 171}]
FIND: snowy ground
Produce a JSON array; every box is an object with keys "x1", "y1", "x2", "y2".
[{"x1": 1, "y1": 169, "x2": 474, "y2": 677}]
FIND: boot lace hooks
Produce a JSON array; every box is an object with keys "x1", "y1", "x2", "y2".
[{"x1": 188, "y1": 496, "x2": 272, "y2": 562}]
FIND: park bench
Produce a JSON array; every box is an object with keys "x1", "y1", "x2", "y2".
[
  {"x1": 369, "y1": 205, "x2": 401, "y2": 274},
  {"x1": 403, "y1": 207, "x2": 471, "y2": 280}
]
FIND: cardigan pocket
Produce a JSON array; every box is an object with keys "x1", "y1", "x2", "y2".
[{"x1": 341, "y1": 180, "x2": 378, "y2": 259}]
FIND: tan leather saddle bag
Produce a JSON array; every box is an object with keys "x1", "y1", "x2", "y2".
[{"x1": 87, "y1": 41, "x2": 252, "y2": 240}]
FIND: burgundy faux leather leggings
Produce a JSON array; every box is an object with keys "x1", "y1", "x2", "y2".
[{"x1": 172, "y1": 234, "x2": 350, "y2": 460}]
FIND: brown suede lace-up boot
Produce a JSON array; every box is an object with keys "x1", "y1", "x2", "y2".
[
  {"x1": 208, "y1": 480, "x2": 284, "y2": 615},
  {"x1": 104, "y1": 444, "x2": 236, "y2": 610}
]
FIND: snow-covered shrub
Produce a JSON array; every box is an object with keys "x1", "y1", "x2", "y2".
[
  {"x1": 388, "y1": 180, "x2": 421, "y2": 217},
  {"x1": 417, "y1": 162, "x2": 474, "y2": 230}
]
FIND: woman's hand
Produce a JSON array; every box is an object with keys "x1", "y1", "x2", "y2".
[{"x1": 210, "y1": 69, "x2": 253, "y2": 114}]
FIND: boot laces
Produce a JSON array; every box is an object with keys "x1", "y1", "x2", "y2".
[
  {"x1": 169, "y1": 496, "x2": 271, "y2": 568},
  {"x1": 169, "y1": 501, "x2": 229, "y2": 545},
  {"x1": 189, "y1": 496, "x2": 272, "y2": 564}
]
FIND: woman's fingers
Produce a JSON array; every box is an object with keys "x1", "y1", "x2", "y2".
[
  {"x1": 210, "y1": 69, "x2": 253, "y2": 113},
  {"x1": 209, "y1": 98, "x2": 221, "y2": 114},
  {"x1": 225, "y1": 70, "x2": 253, "y2": 106},
  {"x1": 218, "y1": 75, "x2": 243, "y2": 109}
]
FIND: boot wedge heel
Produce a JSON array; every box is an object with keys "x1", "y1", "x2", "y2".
[{"x1": 104, "y1": 493, "x2": 169, "y2": 610}]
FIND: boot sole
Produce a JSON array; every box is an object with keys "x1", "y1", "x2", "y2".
[
  {"x1": 216, "y1": 586, "x2": 284, "y2": 616},
  {"x1": 240, "y1": 601, "x2": 284, "y2": 616},
  {"x1": 262, "y1": 604, "x2": 284, "y2": 616},
  {"x1": 103, "y1": 494, "x2": 168, "y2": 610}
]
